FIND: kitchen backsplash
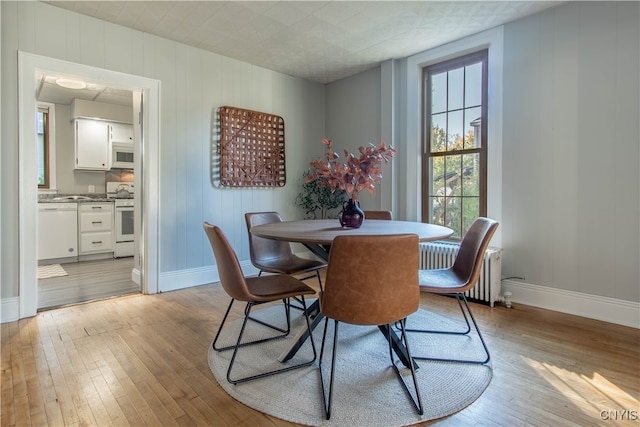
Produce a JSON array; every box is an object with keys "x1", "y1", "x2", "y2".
[{"x1": 106, "y1": 170, "x2": 134, "y2": 184}]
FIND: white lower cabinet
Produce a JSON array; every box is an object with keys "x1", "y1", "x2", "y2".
[{"x1": 79, "y1": 203, "x2": 114, "y2": 255}]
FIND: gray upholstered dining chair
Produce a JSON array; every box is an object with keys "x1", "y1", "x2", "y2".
[
  {"x1": 406, "y1": 217, "x2": 499, "y2": 364},
  {"x1": 245, "y1": 212, "x2": 326, "y2": 290},
  {"x1": 203, "y1": 222, "x2": 317, "y2": 384},
  {"x1": 363, "y1": 210, "x2": 393, "y2": 220},
  {"x1": 318, "y1": 234, "x2": 423, "y2": 419}
]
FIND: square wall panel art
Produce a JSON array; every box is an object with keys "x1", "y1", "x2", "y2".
[{"x1": 218, "y1": 106, "x2": 286, "y2": 187}]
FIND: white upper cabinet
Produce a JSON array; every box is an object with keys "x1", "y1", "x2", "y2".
[
  {"x1": 74, "y1": 119, "x2": 110, "y2": 170},
  {"x1": 109, "y1": 123, "x2": 134, "y2": 144}
]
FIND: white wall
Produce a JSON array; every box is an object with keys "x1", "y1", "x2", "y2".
[
  {"x1": 324, "y1": 2, "x2": 639, "y2": 326},
  {"x1": 324, "y1": 67, "x2": 386, "y2": 209},
  {"x1": 501, "y1": 1, "x2": 639, "y2": 304},
  {"x1": 1, "y1": 1, "x2": 325, "y2": 305}
]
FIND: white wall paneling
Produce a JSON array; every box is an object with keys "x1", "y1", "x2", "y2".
[
  {"x1": 3, "y1": 1, "x2": 325, "y2": 317},
  {"x1": 2, "y1": 1, "x2": 637, "y2": 327}
]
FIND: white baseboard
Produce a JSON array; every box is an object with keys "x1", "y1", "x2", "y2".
[
  {"x1": 132, "y1": 267, "x2": 141, "y2": 286},
  {"x1": 159, "y1": 260, "x2": 637, "y2": 328},
  {"x1": 158, "y1": 261, "x2": 259, "y2": 293},
  {"x1": 1, "y1": 297, "x2": 20, "y2": 323},
  {"x1": 501, "y1": 280, "x2": 640, "y2": 329},
  {"x1": 157, "y1": 249, "x2": 317, "y2": 293},
  {"x1": 4, "y1": 272, "x2": 635, "y2": 329}
]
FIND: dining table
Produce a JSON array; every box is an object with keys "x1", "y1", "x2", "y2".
[{"x1": 250, "y1": 218, "x2": 454, "y2": 367}]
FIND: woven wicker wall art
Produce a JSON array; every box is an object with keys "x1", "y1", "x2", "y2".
[{"x1": 218, "y1": 106, "x2": 286, "y2": 187}]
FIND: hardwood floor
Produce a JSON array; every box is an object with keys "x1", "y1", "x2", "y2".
[
  {"x1": 37, "y1": 258, "x2": 140, "y2": 310},
  {"x1": 2, "y1": 277, "x2": 638, "y2": 426}
]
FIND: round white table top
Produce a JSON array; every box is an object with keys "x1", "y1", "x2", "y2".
[{"x1": 250, "y1": 219, "x2": 453, "y2": 245}]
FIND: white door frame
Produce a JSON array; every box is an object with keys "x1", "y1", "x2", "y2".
[{"x1": 18, "y1": 52, "x2": 160, "y2": 318}]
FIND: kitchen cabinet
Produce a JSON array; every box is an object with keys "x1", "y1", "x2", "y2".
[
  {"x1": 109, "y1": 123, "x2": 133, "y2": 144},
  {"x1": 78, "y1": 203, "x2": 114, "y2": 255},
  {"x1": 38, "y1": 203, "x2": 78, "y2": 261},
  {"x1": 75, "y1": 119, "x2": 110, "y2": 170}
]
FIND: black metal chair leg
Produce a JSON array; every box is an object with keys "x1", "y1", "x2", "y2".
[
  {"x1": 292, "y1": 270, "x2": 323, "y2": 309},
  {"x1": 246, "y1": 298, "x2": 292, "y2": 333},
  {"x1": 405, "y1": 294, "x2": 471, "y2": 335},
  {"x1": 214, "y1": 299, "x2": 292, "y2": 352},
  {"x1": 315, "y1": 270, "x2": 323, "y2": 292},
  {"x1": 409, "y1": 294, "x2": 491, "y2": 364},
  {"x1": 226, "y1": 306, "x2": 253, "y2": 383},
  {"x1": 212, "y1": 299, "x2": 236, "y2": 351},
  {"x1": 225, "y1": 297, "x2": 317, "y2": 384},
  {"x1": 318, "y1": 318, "x2": 339, "y2": 420},
  {"x1": 388, "y1": 320, "x2": 423, "y2": 415},
  {"x1": 459, "y1": 295, "x2": 491, "y2": 364}
]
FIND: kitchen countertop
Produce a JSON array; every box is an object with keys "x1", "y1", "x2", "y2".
[{"x1": 38, "y1": 194, "x2": 113, "y2": 203}]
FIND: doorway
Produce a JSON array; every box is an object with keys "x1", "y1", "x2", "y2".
[
  {"x1": 36, "y1": 82, "x2": 139, "y2": 309},
  {"x1": 18, "y1": 52, "x2": 161, "y2": 318}
]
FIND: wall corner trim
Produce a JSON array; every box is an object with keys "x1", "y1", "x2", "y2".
[{"x1": 1, "y1": 297, "x2": 21, "y2": 323}]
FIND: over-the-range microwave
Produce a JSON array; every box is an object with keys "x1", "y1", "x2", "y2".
[{"x1": 111, "y1": 142, "x2": 134, "y2": 169}]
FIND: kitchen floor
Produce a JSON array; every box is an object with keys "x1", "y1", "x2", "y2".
[{"x1": 37, "y1": 257, "x2": 140, "y2": 310}]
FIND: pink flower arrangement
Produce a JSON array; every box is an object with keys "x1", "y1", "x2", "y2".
[{"x1": 306, "y1": 138, "x2": 397, "y2": 200}]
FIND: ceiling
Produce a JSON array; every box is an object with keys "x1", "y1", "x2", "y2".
[
  {"x1": 36, "y1": 73, "x2": 136, "y2": 106},
  {"x1": 39, "y1": 1, "x2": 562, "y2": 106}
]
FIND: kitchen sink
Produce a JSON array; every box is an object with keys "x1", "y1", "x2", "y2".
[{"x1": 51, "y1": 195, "x2": 93, "y2": 201}]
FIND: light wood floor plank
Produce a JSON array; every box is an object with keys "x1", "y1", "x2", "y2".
[
  {"x1": 43, "y1": 399, "x2": 65, "y2": 427},
  {"x1": 75, "y1": 370, "x2": 112, "y2": 426},
  {"x1": 100, "y1": 335, "x2": 167, "y2": 426},
  {"x1": 61, "y1": 366, "x2": 98, "y2": 427},
  {"x1": 10, "y1": 394, "x2": 32, "y2": 427},
  {"x1": 117, "y1": 329, "x2": 197, "y2": 407},
  {"x1": 47, "y1": 363, "x2": 81, "y2": 426},
  {"x1": 3, "y1": 261, "x2": 638, "y2": 427},
  {"x1": 114, "y1": 394, "x2": 145, "y2": 427},
  {"x1": 131, "y1": 380, "x2": 180, "y2": 426}
]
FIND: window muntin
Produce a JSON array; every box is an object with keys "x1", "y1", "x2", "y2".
[{"x1": 422, "y1": 50, "x2": 487, "y2": 238}]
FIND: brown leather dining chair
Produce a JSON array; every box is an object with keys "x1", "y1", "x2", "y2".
[
  {"x1": 245, "y1": 212, "x2": 326, "y2": 290},
  {"x1": 318, "y1": 234, "x2": 423, "y2": 419},
  {"x1": 406, "y1": 217, "x2": 499, "y2": 364},
  {"x1": 203, "y1": 222, "x2": 317, "y2": 384},
  {"x1": 363, "y1": 210, "x2": 393, "y2": 220}
]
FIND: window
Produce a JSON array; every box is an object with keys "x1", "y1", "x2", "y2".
[
  {"x1": 37, "y1": 103, "x2": 56, "y2": 190},
  {"x1": 37, "y1": 107, "x2": 49, "y2": 188},
  {"x1": 422, "y1": 50, "x2": 488, "y2": 238}
]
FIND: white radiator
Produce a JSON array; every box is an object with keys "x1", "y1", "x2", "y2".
[{"x1": 419, "y1": 241, "x2": 502, "y2": 307}]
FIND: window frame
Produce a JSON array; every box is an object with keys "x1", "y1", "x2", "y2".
[
  {"x1": 403, "y1": 26, "x2": 503, "y2": 248},
  {"x1": 421, "y1": 50, "x2": 488, "y2": 238},
  {"x1": 37, "y1": 102, "x2": 57, "y2": 192}
]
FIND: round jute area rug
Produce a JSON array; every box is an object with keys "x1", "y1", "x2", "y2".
[{"x1": 208, "y1": 303, "x2": 492, "y2": 427}]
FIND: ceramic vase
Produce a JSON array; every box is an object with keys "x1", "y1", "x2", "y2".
[{"x1": 339, "y1": 198, "x2": 364, "y2": 228}]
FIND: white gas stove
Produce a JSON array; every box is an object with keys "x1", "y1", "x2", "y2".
[{"x1": 106, "y1": 182, "x2": 135, "y2": 257}]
